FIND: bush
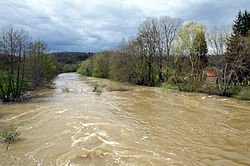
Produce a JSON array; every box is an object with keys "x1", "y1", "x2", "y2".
[
  {"x1": 93, "y1": 84, "x2": 102, "y2": 96},
  {"x1": 77, "y1": 59, "x2": 93, "y2": 76},
  {"x1": 0, "y1": 124, "x2": 20, "y2": 150},
  {"x1": 232, "y1": 86, "x2": 250, "y2": 100},
  {"x1": 92, "y1": 52, "x2": 110, "y2": 78},
  {"x1": 61, "y1": 88, "x2": 69, "y2": 92}
]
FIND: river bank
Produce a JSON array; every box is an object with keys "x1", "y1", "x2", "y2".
[
  {"x1": 77, "y1": 72, "x2": 250, "y2": 101},
  {"x1": 160, "y1": 82, "x2": 250, "y2": 101}
]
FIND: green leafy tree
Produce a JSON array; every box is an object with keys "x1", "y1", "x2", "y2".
[
  {"x1": 77, "y1": 59, "x2": 93, "y2": 76},
  {"x1": 92, "y1": 51, "x2": 110, "y2": 78},
  {"x1": 62, "y1": 64, "x2": 73, "y2": 73},
  {"x1": 173, "y1": 21, "x2": 207, "y2": 86},
  {"x1": 26, "y1": 41, "x2": 57, "y2": 88},
  {"x1": 193, "y1": 31, "x2": 208, "y2": 80}
]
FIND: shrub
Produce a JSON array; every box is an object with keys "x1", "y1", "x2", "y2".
[
  {"x1": 61, "y1": 88, "x2": 69, "y2": 92},
  {"x1": 93, "y1": 84, "x2": 102, "y2": 96},
  {"x1": 0, "y1": 124, "x2": 20, "y2": 150},
  {"x1": 232, "y1": 86, "x2": 250, "y2": 100}
]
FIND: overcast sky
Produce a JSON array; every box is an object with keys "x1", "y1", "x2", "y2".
[{"x1": 0, "y1": 0, "x2": 249, "y2": 52}]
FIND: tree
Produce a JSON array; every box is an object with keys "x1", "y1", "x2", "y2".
[
  {"x1": 222, "y1": 10, "x2": 250, "y2": 88},
  {"x1": 0, "y1": 27, "x2": 30, "y2": 101},
  {"x1": 223, "y1": 32, "x2": 249, "y2": 86},
  {"x1": 207, "y1": 26, "x2": 231, "y2": 69},
  {"x1": 233, "y1": 10, "x2": 250, "y2": 37},
  {"x1": 138, "y1": 17, "x2": 159, "y2": 86},
  {"x1": 173, "y1": 21, "x2": 207, "y2": 85},
  {"x1": 215, "y1": 10, "x2": 250, "y2": 95},
  {"x1": 77, "y1": 59, "x2": 93, "y2": 76},
  {"x1": 193, "y1": 30, "x2": 208, "y2": 80},
  {"x1": 26, "y1": 41, "x2": 57, "y2": 88},
  {"x1": 92, "y1": 51, "x2": 110, "y2": 78},
  {"x1": 159, "y1": 16, "x2": 183, "y2": 82}
]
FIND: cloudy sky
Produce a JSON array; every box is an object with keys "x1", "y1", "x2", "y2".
[{"x1": 0, "y1": 0, "x2": 249, "y2": 52}]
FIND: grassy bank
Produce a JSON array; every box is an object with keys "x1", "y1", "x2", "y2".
[{"x1": 161, "y1": 83, "x2": 250, "y2": 101}]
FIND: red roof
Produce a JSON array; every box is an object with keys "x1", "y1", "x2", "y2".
[{"x1": 204, "y1": 70, "x2": 216, "y2": 77}]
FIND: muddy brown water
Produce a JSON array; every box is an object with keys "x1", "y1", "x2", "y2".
[{"x1": 0, "y1": 73, "x2": 249, "y2": 165}]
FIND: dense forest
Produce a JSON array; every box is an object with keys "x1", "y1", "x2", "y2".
[
  {"x1": 52, "y1": 52, "x2": 93, "y2": 73},
  {"x1": 78, "y1": 10, "x2": 250, "y2": 100}
]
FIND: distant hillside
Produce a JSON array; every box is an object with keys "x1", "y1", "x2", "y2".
[
  {"x1": 51, "y1": 52, "x2": 94, "y2": 65},
  {"x1": 51, "y1": 52, "x2": 94, "y2": 73}
]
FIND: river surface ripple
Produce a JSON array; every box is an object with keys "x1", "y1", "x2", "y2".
[{"x1": 0, "y1": 73, "x2": 249, "y2": 165}]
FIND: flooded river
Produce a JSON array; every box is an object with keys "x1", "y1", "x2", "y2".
[{"x1": 0, "y1": 73, "x2": 249, "y2": 165}]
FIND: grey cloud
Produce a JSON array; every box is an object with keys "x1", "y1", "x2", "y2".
[
  {"x1": 180, "y1": 0, "x2": 250, "y2": 31},
  {"x1": 0, "y1": 0, "x2": 249, "y2": 52}
]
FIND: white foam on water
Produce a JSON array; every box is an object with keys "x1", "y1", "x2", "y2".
[
  {"x1": 71, "y1": 138, "x2": 85, "y2": 148},
  {"x1": 169, "y1": 152, "x2": 176, "y2": 156},
  {"x1": 97, "y1": 136, "x2": 120, "y2": 145},
  {"x1": 141, "y1": 136, "x2": 148, "y2": 141},
  {"x1": 97, "y1": 131, "x2": 107, "y2": 137},
  {"x1": 80, "y1": 122, "x2": 96, "y2": 127},
  {"x1": 56, "y1": 109, "x2": 69, "y2": 114}
]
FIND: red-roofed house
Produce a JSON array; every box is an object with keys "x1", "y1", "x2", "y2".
[
  {"x1": 204, "y1": 70, "x2": 217, "y2": 83},
  {"x1": 204, "y1": 70, "x2": 216, "y2": 77}
]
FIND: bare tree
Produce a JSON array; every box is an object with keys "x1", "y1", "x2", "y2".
[
  {"x1": 137, "y1": 16, "x2": 183, "y2": 84},
  {"x1": 207, "y1": 25, "x2": 231, "y2": 68},
  {"x1": 159, "y1": 16, "x2": 183, "y2": 57},
  {"x1": 138, "y1": 17, "x2": 160, "y2": 85},
  {"x1": 158, "y1": 16, "x2": 183, "y2": 82}
]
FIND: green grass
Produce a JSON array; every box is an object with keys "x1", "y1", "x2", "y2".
[
  {"x1": 231, "y1": 86, "x2": 250, "y2": 100},
  {"x1": 160, "y1": 83, "x2": 179, "y2": 90},
  {"x1": 161, "y1": 82, "x2": 250, "y2": 100}
]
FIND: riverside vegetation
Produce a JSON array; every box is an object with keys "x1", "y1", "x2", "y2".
[
  {"x1": 78, "y1": 10, "x2": 250, "y2": 100},
  {"x1": 0, "y1": 29, "x2": 58, "y2": 102},
  {"x1": 0, "y1": 28, "x2": 92, "y2": 102},
  {"x1": 0, "y1": 124, "x2": 20, "y2": 150},
  {"x1": 1, "y1": 10, "x2": 248, "y2": 102}
]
